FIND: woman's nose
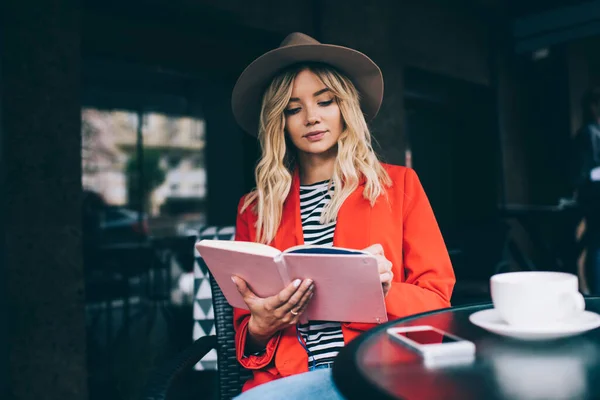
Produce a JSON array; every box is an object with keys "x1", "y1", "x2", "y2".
[{"x1": 305, "y1": 108, "x2": 321, "y2": 125}]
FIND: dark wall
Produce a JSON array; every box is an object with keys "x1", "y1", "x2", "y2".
[
  {"x1": 404, "y1": 68, "x2": 498, "y2": 229},
  {"x1": 3, "y1": 1, "x2": 88, "y2": 399},
  {"x1": 568, "y1": 36, "x2": 600, "y2": 135},
  {"x1": 521, "y1": 48, "x2": 572, "y2": 202},
  {"x1": 0, "y1": 20, "x2": 8, "y2": 400},
  {"x1": 83, "y1": 1, "x2": 281, "y2": 80},
  {"x1": 498, "y1": 43, "x2": 572, "y2": 204}
]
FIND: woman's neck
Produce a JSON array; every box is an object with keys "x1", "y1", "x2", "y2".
[{"x1": 298, "y1": 151, "x2": 336, "y2": 185}]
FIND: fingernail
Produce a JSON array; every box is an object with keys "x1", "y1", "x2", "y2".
[
  {"x1": 305, "y1": 279, "x2": 313, "y2": 286},
  {"x1": 293, "y1": 279, "x2": 301, "y2": 288},
  {"x1": 231, "y1": 276, "x2": 237, "y2": 284}
]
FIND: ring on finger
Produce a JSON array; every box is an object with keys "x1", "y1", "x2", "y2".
[{"x1": 290, "y1": 309, "x2": 299, "y2": 316}]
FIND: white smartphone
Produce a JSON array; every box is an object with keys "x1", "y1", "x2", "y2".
[{"x1": 386, "y1": 325, "x2": 475, "y2": 363}]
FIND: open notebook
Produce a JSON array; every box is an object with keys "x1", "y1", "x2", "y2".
[{"x1": 195, "y1": 240, "x2": 387, "y2": 324}]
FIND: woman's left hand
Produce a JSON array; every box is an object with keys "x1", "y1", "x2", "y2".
[{"x1": 363, "y1": 244, "x2": 393, "y2": 297}]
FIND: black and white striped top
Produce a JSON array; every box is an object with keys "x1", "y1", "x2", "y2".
[{"x1": 297, "y1": 179, "x2": 345, "y2": 368}]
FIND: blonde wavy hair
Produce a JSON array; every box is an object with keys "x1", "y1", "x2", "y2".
[{"x1": 241, "y1": 63, "x2": 391, "y2": 244}]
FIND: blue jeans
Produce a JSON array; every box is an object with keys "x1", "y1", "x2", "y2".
[{"x1": 233, "y1": 368, "x2": 345, "y2": 400}]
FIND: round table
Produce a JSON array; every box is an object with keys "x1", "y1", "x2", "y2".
[{"x1": 333, "y1": 297, "x2": 600, "y2": 400}]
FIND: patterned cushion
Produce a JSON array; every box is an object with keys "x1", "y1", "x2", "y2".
[{"x1": 193, "y1": 226, "x2": 236, "y2": 371}]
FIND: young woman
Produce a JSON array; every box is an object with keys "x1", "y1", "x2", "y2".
[{"x1": 229, "y1": 32, "x2": 455, "y2": 399}]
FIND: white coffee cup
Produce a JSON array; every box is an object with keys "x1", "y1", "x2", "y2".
[{"x1": 490, "y1": 271, "x2": 585, "y2": 328}]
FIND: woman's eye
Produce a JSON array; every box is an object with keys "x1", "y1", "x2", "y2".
[
  {"x1": 284, "y1": 107, "x2": 301, "y2": 115},
  {"x1": 319, "y1": 100, "x2": 334, "y2": 107}
]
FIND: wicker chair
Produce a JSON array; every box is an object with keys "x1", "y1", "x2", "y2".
[
  {"x1": 142, "y1": 225, "x2": 251, "y2": 400},
  {"x1": 141, "y1": 274, "x2": 251, "y2": 400}
]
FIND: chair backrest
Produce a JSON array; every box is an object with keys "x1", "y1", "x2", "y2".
[
  {"x1": 193, "y1": 225, "x2": 251, "y2": 399},
  {"x1": 209, "y1": 274, "x2": 252, "y2": 399}
]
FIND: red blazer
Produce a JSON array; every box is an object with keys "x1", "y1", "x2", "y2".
[{"x1": 233, "y1": 163, "x2": 455, "y2": 391}]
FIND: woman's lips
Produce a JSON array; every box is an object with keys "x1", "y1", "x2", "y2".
[{"x1": 304, "y1": 130, "x2": 327, "y2": 141}]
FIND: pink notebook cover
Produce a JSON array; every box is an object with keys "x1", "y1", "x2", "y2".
[{"x1": 195, "y1": 240, "x2": 388, "y2": 324}]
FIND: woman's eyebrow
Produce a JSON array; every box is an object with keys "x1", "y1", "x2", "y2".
[{"x1": 289, "y1": 88, "x2": 330, "y2": 102}]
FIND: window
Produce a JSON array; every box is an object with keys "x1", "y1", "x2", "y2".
[
  {"x1": 82, "y1": 108, "x2": 207, "y2": 237},
  {"x1": 81, "y1": 109, "x2": 134, "y2": 207}
]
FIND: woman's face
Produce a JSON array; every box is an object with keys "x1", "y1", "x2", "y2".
[{"x1": 284, "y1": 69, "x2": 343, "y2": 157}]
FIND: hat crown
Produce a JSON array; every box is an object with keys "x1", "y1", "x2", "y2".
[{"x1": 279, "y1": 32, "x2": 321, "y2": 48}]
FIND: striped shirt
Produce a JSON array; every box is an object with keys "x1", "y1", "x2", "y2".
[{"x1": 297, "y1": 179, "x2": 345, "y2": 368}]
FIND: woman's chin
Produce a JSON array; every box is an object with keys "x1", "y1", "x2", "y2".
[{"x1": 299, "y1": 142, "x2": 338, "y2": 157}]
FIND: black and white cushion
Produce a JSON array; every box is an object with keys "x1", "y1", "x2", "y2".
[{"x1": 193, "y1": 225, "x2": 236, "y2": 371}]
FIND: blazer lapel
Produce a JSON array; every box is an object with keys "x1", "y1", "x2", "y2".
[{"x1": 333, "y1": 181, "x2": 372, "y2": 250}]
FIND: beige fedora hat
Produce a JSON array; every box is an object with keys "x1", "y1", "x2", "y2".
[{"x1": 231, "y1": 32, "x2": 384, "y2": 136}]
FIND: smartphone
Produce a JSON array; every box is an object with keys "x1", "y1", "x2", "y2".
[{"x1": 386, "y1": 325, "x2": 475, "y2": 362}]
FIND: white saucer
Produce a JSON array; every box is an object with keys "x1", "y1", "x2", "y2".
[{"x1": 469, "y1": 309, "x2": 600, "y2": 340}]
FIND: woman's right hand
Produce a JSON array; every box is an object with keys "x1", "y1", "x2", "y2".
[{"x1": 231, "y1": 276, "x2": 315, "y2": 347}]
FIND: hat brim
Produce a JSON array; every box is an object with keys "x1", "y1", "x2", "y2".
[{"x1": 232, "y1": 43, "x2": 384, "y2": 136}]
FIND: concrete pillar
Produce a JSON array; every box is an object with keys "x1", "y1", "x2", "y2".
[
  {"x1": 0, "y1": 23, "x2": 8, "y2": 399},
  {"x1": 2, "y1": 1, "x2": 88, "y2": 399}
]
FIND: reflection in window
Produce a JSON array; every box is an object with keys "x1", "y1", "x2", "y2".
[
  {"x1": 81, "y1": 108, "x2": 207, "y2": 238},
  {"x1": 82, "y1": 109, "x2": 132, "y2": 206}
]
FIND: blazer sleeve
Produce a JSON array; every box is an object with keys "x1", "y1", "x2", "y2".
[
  {"x1": 386, "y1": 168, "x2": 455, "y2": 316},
  {"x1": 232, "y1": 196, "x2": 282, "y2": 369},
  {"x1": 344, "y1": 168, "x2": 455, "y2": 332}
]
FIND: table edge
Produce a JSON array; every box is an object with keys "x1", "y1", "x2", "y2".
[{"x1": 333, "y1": 297, "x2": 600, "y2": 399}]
